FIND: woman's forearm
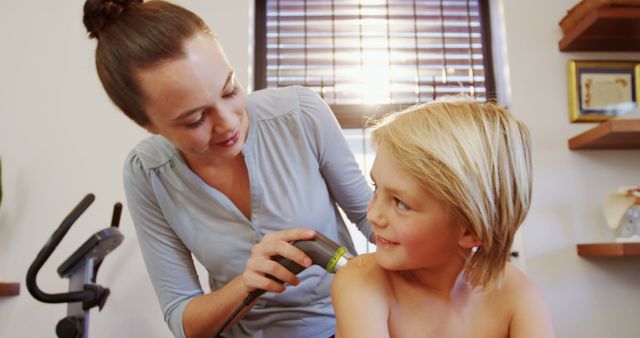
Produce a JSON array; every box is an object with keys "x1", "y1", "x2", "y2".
[{"x1": 182, "y1": 275, "x2": 255, "y2": 338}]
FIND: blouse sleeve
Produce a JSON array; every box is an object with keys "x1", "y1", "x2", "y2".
[
  {"x1": 296, "y1": 86, "x2": 373, "y2": 241},
  {"x1": 123, "y1": 151, "x2": 203, "y2": 338}
]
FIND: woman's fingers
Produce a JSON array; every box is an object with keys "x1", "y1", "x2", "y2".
[
  {"x1": 243, "y1": 258, "x2": 300, "y2": 292},
  {"x1": 243, "y1": 228, "x2": 316, "y2": 293},
  {"x1": 263, "y1": 227, "x2": 316, "y2": 243},
  {"x1": 254, "y1": 228, "x2": 315, "y2": 268},
  {"x1": 253, "y1": 240, "x2": 311, "y2": 268}
]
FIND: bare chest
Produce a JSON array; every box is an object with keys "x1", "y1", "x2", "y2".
[
  {"x1": 196, "y1": 160, "x2": 252, "y2": 220},
  {"x1": 387, "y1": 288, "x2": 511, "y2": 338}
]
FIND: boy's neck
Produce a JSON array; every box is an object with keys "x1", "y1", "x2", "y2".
[{"x1": 401, "y1": 257, "x2": 468, "y2": 301}]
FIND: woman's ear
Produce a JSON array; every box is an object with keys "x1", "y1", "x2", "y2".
[
  {"x1": 458, "y1": 227, "x2": 481, "y2": 249},
  {"x1": 144, "y1": 123, "x2": 159, "y2": 135}
]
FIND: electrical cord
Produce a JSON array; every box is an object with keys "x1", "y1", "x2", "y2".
[
  {"x1": 212, "y1": 289, "x2": 265, "y2": 338},
  {"x1": 211, "y1": 233, "x2": 352, "y2": 337}
]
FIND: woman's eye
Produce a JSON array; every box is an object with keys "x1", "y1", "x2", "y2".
[
  {"x1": 186, "y1": 112, "x2": 207, "y2": 129},
  {"x1": 394, "y1": 198, "x2": 410, "y2": 211},
  {"x1": 223, "y1": 87, "x2": 239, "y2": 99}
]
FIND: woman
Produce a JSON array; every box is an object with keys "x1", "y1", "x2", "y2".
[{"x1": 82, "y1": 1, "x2": 372, "y2": 337}]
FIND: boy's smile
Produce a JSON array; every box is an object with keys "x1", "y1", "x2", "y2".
[{"x1": 373, "y1": 233, "x2": 400, "y2": 248}]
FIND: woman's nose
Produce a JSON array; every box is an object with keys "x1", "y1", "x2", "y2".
[{"x1": 212, "y1": 109, "x2": 235, "y2": 134}]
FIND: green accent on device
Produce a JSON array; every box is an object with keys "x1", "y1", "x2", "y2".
[{"x1": 326, "y1": 246, "x2": 347, "y2": 273}]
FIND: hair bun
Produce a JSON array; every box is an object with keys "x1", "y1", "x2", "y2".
[{"x1": 83, "y1": 0, "x2": 143, "y2": 39}]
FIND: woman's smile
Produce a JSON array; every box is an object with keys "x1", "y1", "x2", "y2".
[{"x1": 213, "y1": 130, "x2": 240, "y2": 147}]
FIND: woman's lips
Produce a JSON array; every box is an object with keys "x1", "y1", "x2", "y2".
[
  {"x1": 215, "y1": 131, "x2": 239, "y2": 147},
  {"x1": 374, "y1": 234, "x2": 399, "y2": 248}
]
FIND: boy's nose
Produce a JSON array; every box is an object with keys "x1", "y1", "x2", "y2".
[{"x1": 367, "y1": 200, "x2": 388, "y2": 228}]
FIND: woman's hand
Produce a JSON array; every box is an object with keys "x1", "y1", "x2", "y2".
[{"x1": 242, "y1": 228, "x2": 316, "y2": 293}]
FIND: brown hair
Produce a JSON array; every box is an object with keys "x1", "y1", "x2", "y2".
[{"x1": 83, "y1": 0, "x2": 212, "y2": 126}]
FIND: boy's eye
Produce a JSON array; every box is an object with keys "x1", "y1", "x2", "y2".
[
  {"x1": 186, "y1": 112, "x2": 206, "y2": 129},
  {"x1": 394, "y1": 198, "x2": 410, "y2": 211}
]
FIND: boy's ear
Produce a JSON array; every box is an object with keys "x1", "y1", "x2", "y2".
[{"x1": 458, "y1": 227, "x2": 482, "y2": 249}]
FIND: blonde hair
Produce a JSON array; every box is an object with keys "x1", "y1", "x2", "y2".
[{"x1": 369, "y1": 97, "x2": 532, "y2": 290}]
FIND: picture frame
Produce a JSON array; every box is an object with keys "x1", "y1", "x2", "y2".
[{"x1": 567, "y1": 60, "x2": 640, "y2": 123}]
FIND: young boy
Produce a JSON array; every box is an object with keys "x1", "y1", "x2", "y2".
[{"x1": 331, "y1": 98, "x2": 554, "y2": 338}]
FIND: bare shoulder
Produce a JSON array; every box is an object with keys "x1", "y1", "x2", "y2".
[
  {"x1": 338, "y1": 253, "x2": 385, "y2": 277},
  {"x1": 333, "y1": 253, "x2": 390, "y2": 295},
  {"x1": 497, "y1": 263, "x2": 547, "y2": 312},
  {"x1": 501, "y1": 263, "x2": 555, "y2": 337},
  {"x1": 332, "y1": 253, "x2": 392, "y2": 338},
  {"x1": 500, "y1": 263, "x2": 543, "y2": 300}
]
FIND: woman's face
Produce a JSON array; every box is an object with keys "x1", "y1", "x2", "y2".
[{"x1": 136, "y1": 34, "x2": 248, "y2": 165}]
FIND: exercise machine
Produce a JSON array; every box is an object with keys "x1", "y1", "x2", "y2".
[{"x1": 26, "y1": 194, "x2": 124, "y2": 338}]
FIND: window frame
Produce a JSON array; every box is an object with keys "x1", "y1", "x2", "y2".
[{"x1": 254, "y1": 0, "x2": 496, "y2": 128}]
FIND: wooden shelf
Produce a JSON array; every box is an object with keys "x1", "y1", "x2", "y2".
[
  {"x1": 568, "y1": 119, "x2": 640, "y2": 150},
  {"x1": 577, "y1": 242, "x2": 640, "y2": 257},
  {"x1": 0, "y1": 282, "x2": 20, "y2": 297},
  {"x1": 559, "y1": 5, "x2": 640, "y2": 51}
]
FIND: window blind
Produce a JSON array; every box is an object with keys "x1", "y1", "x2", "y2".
[{"x1": 255, "y1": 0, "x2": 495, "y2": 128}]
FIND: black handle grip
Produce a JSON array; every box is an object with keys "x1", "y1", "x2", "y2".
[
  {"x1": 26, "y1": 194, "x2": 98, "y2": 304},
  {"x1": 110, "y1": 203, "x2": 122, "y2": 228},
  {"x1": 214, "y1": 233, "x2": 352, "y2": 338}
]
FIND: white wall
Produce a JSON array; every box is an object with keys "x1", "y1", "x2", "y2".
[
  {"x1": 494, "y1": 1, "x2": 640, "y2": 337},
  {"x1": 0, "y1": 1, "x2": 248, "y2": 337},
  {"x1": 2, "y1": 1, "x2": 639, "y2": 338}
]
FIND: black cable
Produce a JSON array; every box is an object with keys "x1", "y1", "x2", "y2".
[
  {"x1": 211, "y1": 235, "x2": 348, "y2": 337},
  {"x1": 214, "y1": 255, "x2": 304, "y2": 337},
  {"x1": 212, "y1": 289, "x2": 266, "y2": 338}
]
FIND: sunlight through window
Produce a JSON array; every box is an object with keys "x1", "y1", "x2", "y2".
[{"x1": 256, "y1": 0, "x2": 494, "y2": 126}]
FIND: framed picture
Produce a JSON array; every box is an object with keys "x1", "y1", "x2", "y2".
[{"x1": 567, "y1": 60, "x2": 640, "y2": 123}]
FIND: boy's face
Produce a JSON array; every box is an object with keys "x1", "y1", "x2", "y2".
[{"x1": 368, "y1": 148, "x2": 463, "y2": 272}]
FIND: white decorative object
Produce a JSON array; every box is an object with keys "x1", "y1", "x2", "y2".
[{"x1": 604, "y1": 187, "x2": 640, "y2": 242}]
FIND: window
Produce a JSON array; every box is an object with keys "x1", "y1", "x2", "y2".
[{"x1": 254, "y1": 0, "x2": 495, "y2": 128}]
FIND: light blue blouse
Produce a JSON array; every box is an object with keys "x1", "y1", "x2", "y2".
[{"x1": 123, "y1": 86, "x2": 372, "y2": 338}]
